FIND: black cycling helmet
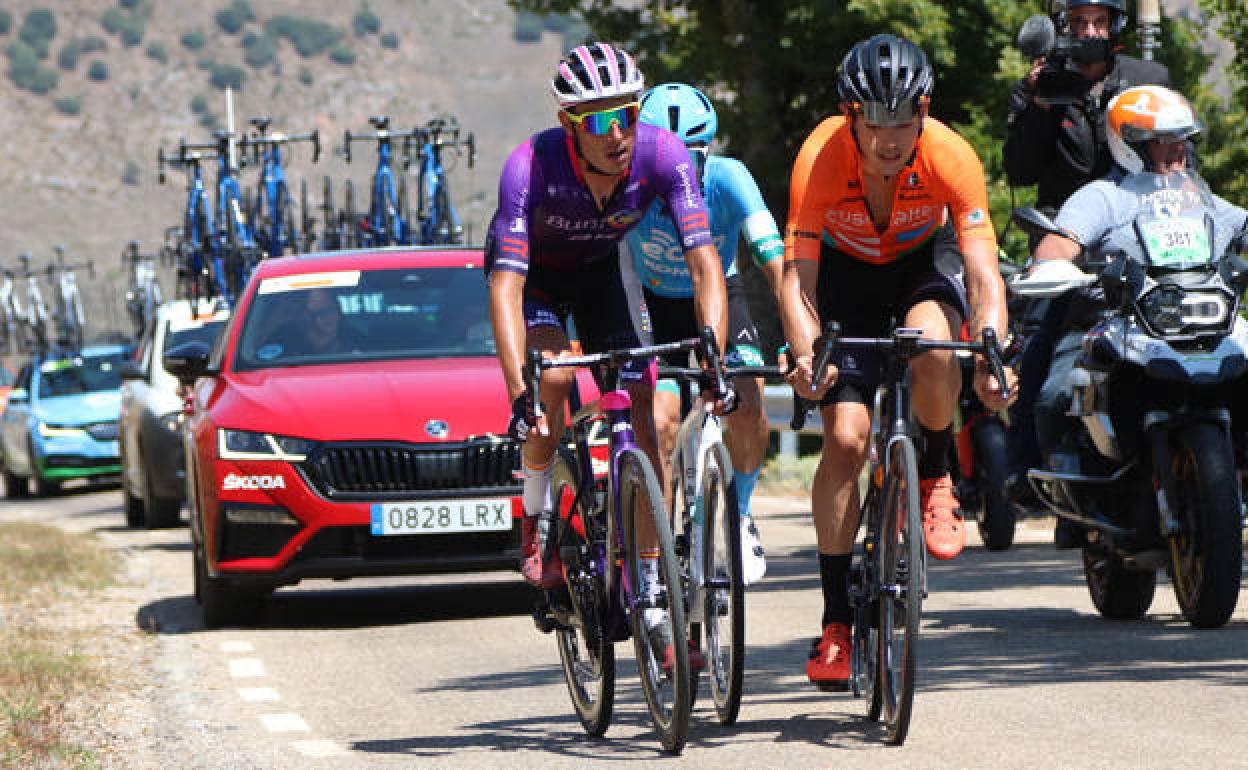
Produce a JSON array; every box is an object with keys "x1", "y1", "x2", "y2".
[
  {"x1": 1051, "y1": 0, "x2": 1127, "y2": 38},
  {"x1": 837, "y1": 34, "x2": 933, "y2": 126}
]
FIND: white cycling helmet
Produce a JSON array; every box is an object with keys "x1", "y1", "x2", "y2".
[{"x1": 551, "y1": 42, "x2": 645, "y2": 108}]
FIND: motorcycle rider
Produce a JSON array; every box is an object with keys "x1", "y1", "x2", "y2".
[
  {"x1": 1003, "y1": 0, "x2": 1171, "y2": 517},
  {"x1": 1025, "y1": 85, "x2": 1248, "y2": 548}
]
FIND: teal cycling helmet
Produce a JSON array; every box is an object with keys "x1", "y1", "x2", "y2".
[{"x1": 640, "y1": 83, "x2": 718, "y2": 147}]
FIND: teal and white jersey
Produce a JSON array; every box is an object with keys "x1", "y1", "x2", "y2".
[{"x1": 623, "y1": 155, "x2": 783, "y2": 298}]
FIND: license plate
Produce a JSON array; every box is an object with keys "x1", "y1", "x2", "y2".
[{"x1": 369, "y1": 498, "x2": 512, "y2": 536}]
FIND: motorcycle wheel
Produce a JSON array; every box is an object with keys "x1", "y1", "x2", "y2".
[
  {"x1": 1167, "y1": 421, "x2": 1243, "y2": 628},
  {"x1": 971, "y1": 417, "x2": 1015, "y2": 551},
  {"x1": 1081, "y1": 547, "x2": 1156, "y2": 620}
]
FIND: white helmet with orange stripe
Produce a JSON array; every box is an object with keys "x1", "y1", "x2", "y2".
[{"x1": 1106, "y1": 85, "x2": 1202, "y2": 174}]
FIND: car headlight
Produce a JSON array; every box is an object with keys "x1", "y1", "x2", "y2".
[
  {"x1": 1138, "y1": 285, "x2": 1233, "y2": 337},
  {"x1": 218, "y1": 429, "x2": 314, "y2": 461},
  {"x1": 38, "y1": 422, "x2": 85, "y2": 438}
]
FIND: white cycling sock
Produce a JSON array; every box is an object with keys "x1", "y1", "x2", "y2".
[{"x1": 521, "y1": 457, "x2": 553, "y2": 517}]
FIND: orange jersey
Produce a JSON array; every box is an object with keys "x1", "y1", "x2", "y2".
[{"x1": 785, "y1": 116, "x2": 997, "y2": 266}]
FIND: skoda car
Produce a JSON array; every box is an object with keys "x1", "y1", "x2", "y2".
[
  {"x1": 1, "y1": 344, "x2": 129, "y2": 497},
  {"x1": 166, "y1": 248, "x2": 522, "y2": 627},
  {"x1": 119, "y1": 298, "x2": 230, "y2": 529}
]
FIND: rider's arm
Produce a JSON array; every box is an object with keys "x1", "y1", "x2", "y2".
[
  {"x1": 489, "y1": 270, "x2": 528, "y2": 402},
  {"x1": 685, "y1": 244, "x2": 728, "y2": 349},
  {"x1": 485, "y1": 142, "x2": 536, "y2": 402},
  {"x1": 722, "y1": 157, "x2": 786, "y2": 306}
]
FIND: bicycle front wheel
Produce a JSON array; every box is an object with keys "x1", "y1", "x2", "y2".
[
  {"x1": 699, "y1": 441, "x2": 744, "y2": 725},
  {"x1": 877, "y1": 435, "x2": 922, "y2": 745},
  {"x1": 551, "y1": 453, "x2": 615, "y2": 737},
  {"x1": 620, "y1": 448, "x2": 691, "y2": 754}
]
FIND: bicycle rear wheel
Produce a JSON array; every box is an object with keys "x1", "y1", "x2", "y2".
[
  {"x1": 877, "y1": 436, "x2": 922, "y2": 745},
  {"x1": 698, "y1": 440, "x2": 744, "y2": 725},
  {"x1": 343, "y1": 179, "x2": 358, "y2": 248},
  {"x1": 620, "y1": 448, "x2": 691, "y2": 754},
  {"x1": 321, "y1": 176, "x2": 338, "y2": 250},
  {"x1": 551, "y1": 454, "x2": 615, "y2": 737}
]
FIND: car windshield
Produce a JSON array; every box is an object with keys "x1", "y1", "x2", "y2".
[
  {"x1": 233, "y1": 266, "x2": 495, "y2": 371},
  {"x1": 165, "y1": 320, "x2": 227, "y2": 354},
  {"x1": 37, "y1": 352, "x2": 127, "y2": 398}
]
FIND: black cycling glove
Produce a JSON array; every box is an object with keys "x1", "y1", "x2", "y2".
[{"x1": 508, "y1": 390, "x2": 538, "y2": 442}]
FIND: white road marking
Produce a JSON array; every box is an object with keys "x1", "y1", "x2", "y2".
[
  {"x1": 259, "y1": 713, "x2": 310, "y2": 733},
  {"x1": 228, "y1": 658, "x2": 267, "y2": 678},
  {"x1": 237, "y1": 687, "x2": 281, "y2": 703},
  {"x1": 221, "y1": 640, "x2": 255, "y2": 654},
  {"x1": 291, "y1": 740, "x2": 346, "y2": 757}
]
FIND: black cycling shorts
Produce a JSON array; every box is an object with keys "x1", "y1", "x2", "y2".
[
  {"x1": 815, "y1": 226, "x2": 966, "y2": 405},
  {"x1": 643, "y1": 275, "x2": 764, "y2": 368}
]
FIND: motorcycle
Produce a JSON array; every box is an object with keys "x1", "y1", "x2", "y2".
[{"x1": 1009, "y1": 170, "x2": 1248, "y2": 629}]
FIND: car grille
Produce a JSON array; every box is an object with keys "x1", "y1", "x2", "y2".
[
  {"x1": 85, "y1": 422, "x2": 119, "y2": 441},
  {"x1": 301, "y1": 438, "x2": 522, "y2": 500}
]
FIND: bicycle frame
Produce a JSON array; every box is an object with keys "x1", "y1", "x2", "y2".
[
  {"x1": 162, "y1": 145, "x2": 228, "y2": 304},
  {"x1": 416, "y1": 118, "x2": 474, "y2": 245},
  {"x1": 17, "y1": 254, "x2": 48, "y2": 352},
  {"x1": 344, "y1": 116, "x2": 420, "y2": 247},
  {"x1": 245, "y1": 118, "x2": 320, "y2": 257}
]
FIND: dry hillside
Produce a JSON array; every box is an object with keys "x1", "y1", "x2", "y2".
[{"x1": 0, "y1": 0, "x2": 568, "y2": 338}]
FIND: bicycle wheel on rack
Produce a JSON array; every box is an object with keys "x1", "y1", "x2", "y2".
[
  {"x1": 279, "y1": 186, "x2": 297, "y2": 257},
  {"x1": 620, "y1": 447, "x2": 691, "y2": 755},
  {"x1": 398, "y1": 175, "x2": 412, "y2": 245},
  {"x1": 876, "y1": 435, "x2": 922, "y2": 746},
  {"x1": 551, "y1": 453, "x2": 615, "y2": 737},
  {"x1": 299, "y1": 179, "x2": 312, "y2": 253},
  {"x1": 321, "y1": 176, "x2": 338, "y2": 250},
  {"x1": 343, "y1": 179, "x2": 358, "y2": 248},
  {"x1": 67, "y1": 287, "x2": 85, "y2": 350},
  {"x1": 698, "y1": 440, "x2": 744, "y2": 725}
]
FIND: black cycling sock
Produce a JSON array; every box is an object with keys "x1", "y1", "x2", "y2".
[
  {"x1": 819, "y1": 553, "x2": 853, "y2": 628},
  {"x1": 919, "y1": 425, "x2": 951, "y2": 480}
]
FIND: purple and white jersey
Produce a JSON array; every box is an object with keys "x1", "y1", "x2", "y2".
[{"x1": 485, "y1": 124, "x2": 714, "y2": 275}]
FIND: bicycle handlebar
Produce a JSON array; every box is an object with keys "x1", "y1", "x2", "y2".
[
  {"x1": 343, "y1": 122, "x2": 423, "y2": 164},
  {"x1": 242, "y1": 128, "x2": 321, "y2": 163}
]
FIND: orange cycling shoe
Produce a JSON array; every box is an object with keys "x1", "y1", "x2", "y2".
[
  {"x1": 520, "y1": 514, "x2": 564, "y2": 589},
  {"x1": 806, "y1": 622, "x2": 852, "y2": 691},
  {"x1": 920, "y1": 474, "x2": 964, "y2": 560}
]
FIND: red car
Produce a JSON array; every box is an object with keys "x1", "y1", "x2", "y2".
[{"x1": 164, "y1": 248, "x2": 523, "y2": 627}]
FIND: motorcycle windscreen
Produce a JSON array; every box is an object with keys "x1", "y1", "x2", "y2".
[{"x1": 1124, "y1": 171, "x2": 1216, "y2": 270}]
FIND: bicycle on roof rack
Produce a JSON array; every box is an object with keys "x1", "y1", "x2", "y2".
[
  {"x1": 0, "y1": 265, "x2": 28, "y2": 355},
  {"x1": 242, "y1": 117, "x2": 321, "y2": 257},
  {"x1": 415, "y1": 117, "x2": 475, "y2": 245},
  {"x1": 159, "y1": 143, "x2": 228, "y2": 307},
  {"x1": 15, "y1": 253, "x2": 49, "y2": 354},
  {"x1": 341, "y1": 115, "x2": 422, "y2": 249},
  {"x1": 122, "y1": 240, "x2": 164, "y2": 344},
  {"x1": 47, "y1": 245, "x2": 91, "y2": 352}
]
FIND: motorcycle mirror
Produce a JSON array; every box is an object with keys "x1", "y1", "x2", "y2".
[{"x1": 1011, "y1": 207, "x2": 1068, "y2": 241}]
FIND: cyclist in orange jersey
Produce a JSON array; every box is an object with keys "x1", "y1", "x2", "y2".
[{"x1": 778, "y1": 34, "x2": 1017, "y2": 690}]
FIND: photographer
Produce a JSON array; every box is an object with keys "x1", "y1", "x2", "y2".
[{"x1": 1002, "y1": 0, "x2": 1169, "y2": 516}]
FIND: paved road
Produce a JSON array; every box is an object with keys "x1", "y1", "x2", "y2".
[{"x1": 4, "y1": 484, "x2": 1247, "y2": 768}]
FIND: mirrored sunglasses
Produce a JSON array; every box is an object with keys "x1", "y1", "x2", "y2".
[{"x1": 565, "y1": 102, "x2": 641, "y2": 136}]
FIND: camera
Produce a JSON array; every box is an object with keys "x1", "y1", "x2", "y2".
[{"x1": 1017, "y1": 14, "x2": 1114, "y2": 106}]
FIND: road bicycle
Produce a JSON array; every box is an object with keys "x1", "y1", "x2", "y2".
[
  {"x1": 15, "y1": 253, "x2": 49, "y2": 353},
  {"x1": 343, "y1": 115, "x2": 422, "y2": 247},
  {"x1": 159, "y1": 144, "x2": 227, "y2": 306},
  {"x1": 0, "y1": 267, "x2": 27, "y2": 355},
  {"x1": 46, "y1": 246, "x2": 91, "y2": 351},
  {"x1": 415, "y1": 117, "x2": 475, "y2": 245},
  {"x1": 122, "y1": 240, "x2": 164, "y2": 344},
  {"x1": 795, "y1": 321, "x2": 1007, "y2": 745},
  {"x1": 530, "y1": 336, "x2": 716, "y2": 754},
  {"x1": 243, "y1": 117, "x2": 320, "y2": 257}
]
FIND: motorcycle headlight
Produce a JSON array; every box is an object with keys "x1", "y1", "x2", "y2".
[
  {"x1": 218, "y1": 429, "x2": 314, "y2": 461},
  {"x1": 1137, "y1": 285, "x2": 1232, "y2": 338}
]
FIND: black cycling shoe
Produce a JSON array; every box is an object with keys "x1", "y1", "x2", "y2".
[
  {"x1": 1006, "y1": 470, "x2": 1040, "y2": 510},
  {"x1": 1054, "y1": 517, "x2": 1087, "y2": 550}
]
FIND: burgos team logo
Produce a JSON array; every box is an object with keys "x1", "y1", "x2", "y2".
[
  {"x1": 222, "y1": 473, "x2": 287, "y2": 491},
  {"x1": 605, "y1": 209, "x2": 642, "y2": 229}
]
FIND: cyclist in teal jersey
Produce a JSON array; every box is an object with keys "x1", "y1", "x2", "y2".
[{"x1": 621, "y1": 83, "x2": 784, "y2": 584}]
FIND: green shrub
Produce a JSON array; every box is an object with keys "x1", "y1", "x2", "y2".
[
  {"x1": 80, "y1": 35, "x2": 107, "y2": 53},
  {"x1": 328, "y1": 44, "x2": 355, "y2": 66},
  {"x1": 210, "y1": 62, "x2": 244, "y2": 91},
  {"x1": 100, "y1": 8, "x2": 124, "y2": 35},
  {"x1": 20, "y1": 10, "x2": 57, "y2": 48},
  {"x1": 57, "y1": 39, "x2": 80, "y2": 71},
  {"x1": 242, "y1": 33, "x2": 277, "y2": 69},
  {"x1": 87, "y1": 60, "x2": 109, "y2": 81},
  {"x1": 561, "y1": 19, "x2": 592, "y2": 50},
  {"x1": 297, "y1": 66, "x2": 313, "y2": 85},
  {"x1": 513, "y1": 11, "x2": 543, "y2": 43},
  {"x1": 119, "y1": 17, "x2": 144, "y2": 46},
  {"x1": 215, "y1": 0, "x2": 255, "y2": 35},
  {"x1": 199, "y1": 111, "x2": 218, "y2": 130},
  {"x1": 181, "y1": 28, "x2": 206, "y2": 50},
  {"x1": 380, "y1": 32, "x2": 398, "y2": 50},
  {"x1": 190, "y1": 93, "x2": 208, "y2": 113},
  {"x1": 101, "y1": 7, "x2": 143, "y2": 47},
  {"x1": 196, "y1": 54, "x2": 215, "y2": 70},
  {"x1": 7, "y1": 40, "x2": 58, "y2": 93},
  {"x1": 146, "y1": 40, "x2": 166, "y2": 63},
  {"x1": 542, "y1": 14, "x2": 570, "y2": 33},
  {"x1": 122, "y1": 159, "x2": 140, "y2": 186},
  {"x1": 352, "y1": 5, "x2": 380, "y2": 37},
  {"x1": 0, "y1": 10, "x2": 12, "y2": 36},
  {"x1": 54, "y1": 95, "x2": 80, "y2": 115},
  {"x1": 264, "y1": 16, "x2": 341, "y2": 58}
]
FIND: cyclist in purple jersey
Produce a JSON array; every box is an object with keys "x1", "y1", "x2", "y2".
[{"x1": 486, "y1": 42, "x2": 727, "y2": 667}]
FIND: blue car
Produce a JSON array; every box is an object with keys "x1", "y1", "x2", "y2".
[{"x1": 1, "y1": 344, "x2": 129, "y2": 497}]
